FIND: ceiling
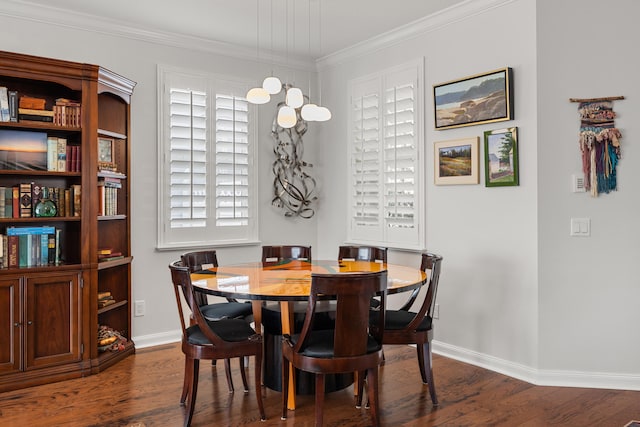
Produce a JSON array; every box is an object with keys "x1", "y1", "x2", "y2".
[{"x1": 12, "y1": 0, "x2": 467, "y2": 59}]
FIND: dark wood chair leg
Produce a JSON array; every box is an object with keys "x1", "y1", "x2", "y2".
[
  {"x1": 423, "y1": 342, "x2": 438, "y2": 405},
  {"x1": 315, "y1": 373, "x2": 325, "y2": 427},
  {"x1": 254, "y1": 353, "x2": 266, "y2": 421},
  {"x1": 238, "y1": 356, "x2": 249, "y2": 393},
  {"x1": 416, "y1": 343, "x2": 428, "y2": 383},
  {"x1": 224, "y1": 358, "x2": 234, "y2": 392},
  {"x1": 366, "y1": 367, "x2": 381, "y2": 427},
  {"x1": 356, "y1": 370, "x2": 365, "y2": 408},
  {"x1": 281, "y1": 356, "x2": 290, "y2": 420},
  {"x1": 185, "y1": 359, "x2": 200, "y2": 427},
  {"x1": 181, "y1": 357, "x2": 192, "y2": 405}
]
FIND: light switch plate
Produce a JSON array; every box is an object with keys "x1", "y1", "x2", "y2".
[{"x1": 570, "y1": 218, "x2": 590, "y2": 236}]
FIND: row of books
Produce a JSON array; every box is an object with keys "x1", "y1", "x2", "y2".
[
  {"x1": 47, "y1": 137, "x2": 82, "y2": 172},
  {"x1": 0, "y1": 226, "x2": 61, "y2": 268},
  {"x1": 0, "y1": 183, "x2": 81, "y2": 218},
  {"x1": 98, "y1": 176, "x2": 121, "y2": 216},
  {"x1": 0, "y1": 89, "x2": 81, "y2": 127}
]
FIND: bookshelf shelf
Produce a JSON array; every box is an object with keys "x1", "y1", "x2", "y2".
[
  {"x1": 97, "y1": 299, "x2": 128, "y2": 315},
  {"x1": 0, "y1": 50, "x2": 135, "y2": 392}
]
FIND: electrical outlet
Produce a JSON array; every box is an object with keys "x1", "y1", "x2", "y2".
[
  {"x1": 134, "y1": 300, "x2": 146, "y2": 317},
  {"x1": 433, "y1": 304, "x2": 439, "y2": 319}
]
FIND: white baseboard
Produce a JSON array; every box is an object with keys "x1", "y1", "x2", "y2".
[
  {"x1": 132, "y1": 330, "x2": 181, "y2": 349},
  {"x1": 432, "y1": 340, "x2": 640, "y2": 391}
]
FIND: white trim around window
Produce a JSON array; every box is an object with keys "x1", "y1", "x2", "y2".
[{"x1": 157, "y1": 65, "x2": 259, "y2": 250}]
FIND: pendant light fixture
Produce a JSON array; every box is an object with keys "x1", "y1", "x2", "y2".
[
  {"x1": 262, "y1": 0, "x2": 282, "y2": 95},
  {"x1": 247, "y1": 0, "x2": 270, "y2": 104},
  {"x1": 249, "y1": 0, "x2": 331, "y2": 126}
]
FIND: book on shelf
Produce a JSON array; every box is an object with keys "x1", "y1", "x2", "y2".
[
  {"x1": 71, "y1": 184, "x2": 81, "y2": 216},
  {"x1": 18, "y1": 108, "x2": 54, "y2": 117},
  {"x1": 53, "y1": 98, "x2": 81, "y2": 127},
  {"x1": 8, "y1": 91, "x2": 17, "y2": 122},
  {"x1": 98, "y1": 290, "x2": 112, "y2": 300},
  {"x1": 18, "y1": 114, "x2": 54, "y2": 123},
  {"x1": 0, "y1": 187, "x2": 5, "y2": 218},
  {"x1": 99, "y1": 254, "x2": 125, "y2": 263},
  {"x1": 19, "y1": 96, "x2": 46, "y2": 110},
  {"x1": 56, "y1": 137, "x2": 67, "y2": 171},
  {"x1": 0, "y1": 87, "x2": 9, "y2": 122},
  {"x1": 47, "y1": 137, "x2": 58, "y2": 171},
  {"x1": 19, "y1": 182, "x2": 32, "y2": 218},
  {"x1": 31, "y1": 183, "x2": 42, "y2": 216},
  {"x1": 12, "y1": 186, "x2": 18, "y2": 218}
]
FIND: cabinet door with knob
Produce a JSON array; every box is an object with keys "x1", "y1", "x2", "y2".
[{"x1": 0, "y1": 276, "x2": 21, "y2": 374}]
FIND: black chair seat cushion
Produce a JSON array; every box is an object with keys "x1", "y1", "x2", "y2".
[
  {"x1": 371, "y1": 310, "x2": 432, "y2": 331},
  {"x1": 186, "y1": 318, "x2": 257, "y2": 344},
  {"x1": 289, "y1": 329, "x2": 381, "y2": 358},
  {"x1": 200, "y1": 301, "x2": 253, "y2": 321}
]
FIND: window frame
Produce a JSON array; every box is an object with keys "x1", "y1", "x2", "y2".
[
  {"x1": 157, "y1": 65, "x2": 259, "y2": 250},
  {"x1": 346, "y1": 58, "x2": 425, "y2": 251}
]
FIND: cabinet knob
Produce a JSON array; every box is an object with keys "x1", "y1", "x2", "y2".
[
  {"x1": 27, "y1": 320, "x2": 33, "y2": 326},
  {"x1": 14, "y1": 322, "x2": 20, "y2": 327}
]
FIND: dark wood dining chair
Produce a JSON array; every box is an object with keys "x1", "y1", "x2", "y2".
[
  {"x1": 371, "y1": 252, "x2": 443, "y2": 405},
  {"x1": 169, "y1": 262, "x2": 266, "y2": 426},
  {"x1": 180, "y1": 250, "x2": 253, "y2": 321},
  {"x1": 180, "y1": 250, "x2": 254, "y2": 391},
  {"x1": 281, "y1": 270, "x2": 388, "y2": 427},
  {"x1": 338, "y1": 245, "x2": 388, "y2": 309},
  {"x1": 261, "y1": 245, "x2": 311, "y2": 263},
  {"x1": 338, "y1": 245, "x2": 388, "y2": 263}
]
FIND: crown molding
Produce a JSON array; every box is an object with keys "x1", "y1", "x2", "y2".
[
  {"x1": 0, "y1": 0, "x2": 314, "y2": 71},
  {"x1": 316, "y1": 0, "x2": 515, "y2": 69}
]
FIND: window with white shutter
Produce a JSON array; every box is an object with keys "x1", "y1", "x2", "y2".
[
  {"x1": 347, "y1": 59, "x2": 425, "y2": 250},
  {"x1": 157, "y1": 66, "x2": 258, "y2": 249}
]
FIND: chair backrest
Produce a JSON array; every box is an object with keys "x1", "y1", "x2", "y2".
[
  {"x1": 294, "y1": 270, "x2": 388, "y2": 357},
  {"x1": 181, "y1": 250, "x2": 218, "y2": 272},
  {"x1": 169, "y1": 261, "x2": 228, "y2": 348},
  {"x1": 338, "y1": 245, "x2": 388, "y2": 263},
  {"x1": 180, "y1": 250, "x2": 219, "y2": 305},
  {"x1": 262, "y1": 245, "x2": 311, "y2": 263},
  {"x1": 398, "y1": 252, "x2": 443, "y2": 328}
]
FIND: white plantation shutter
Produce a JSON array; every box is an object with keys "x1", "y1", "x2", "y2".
[
  {"x1": 170, "y1": 89, "x2": 207, "y2": 228},
  {"x1": 158, "y1": 66, "x2": 258, "y2": 249},
  {"x1": 348, "y1": 60, "x2": 424, "y2": 250},
  {"x1": 352, "y1": 90, "x2": 381, "y2": 230},
  {"x1": 215, "y1": 94, "x2": 249, "y2": 226}
]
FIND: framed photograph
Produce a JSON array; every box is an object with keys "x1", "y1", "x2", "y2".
[
  {"x1": 434, "y1": 137, "x2": 479, "y2": 185},
  {"x1": 434, "y1": 67, "x2": 513, "y2": 130},
  {"x1": 98, "y1": 137, "x2": 113, "y2": 163},
  {"x1": 484, "y1": 127, "x2": 519, "y2": 187}
]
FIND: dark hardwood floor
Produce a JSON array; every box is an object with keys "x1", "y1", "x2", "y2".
[{"x1": 0, "y1": 343, "x2": 638, "y2": 426}]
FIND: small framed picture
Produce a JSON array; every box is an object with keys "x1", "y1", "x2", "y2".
[
  {"x1": 434, "y1": 137, "x2": 480, "y2": 185},
  {"x1": 484, "y1": 127, "x2": 519, "y2": 187},
  {"x1": 98, "y1": 137, "x2": 113, "y2": 163}
]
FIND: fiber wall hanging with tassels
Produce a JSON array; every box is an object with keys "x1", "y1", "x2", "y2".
[{"x1": 570, "y1": 95, "x2": 624, "y2": 197}]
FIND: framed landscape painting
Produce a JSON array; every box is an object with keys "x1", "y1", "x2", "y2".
[
  {"x1": 434, "y1": 67, "x2": 513, "y2": 130},
  {"x1": 434, "y1": 137, "x2": 479, "y2": 185},
  {"x1": 484, "y1": 127, "x2": 519, "y2": 187}
]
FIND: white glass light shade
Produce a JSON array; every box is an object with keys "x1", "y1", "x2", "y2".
[
  {"x1": 277, "y1": 106, "x2": 297, "y2": 128},
  {"x1": 315, "y1": 106, "x2": 332, "y2": 122},
  {"x1": 262, "y1": 76, "x2": 282, "y2": 95},
  {"x1": 285, "y1": 87, "x2": 304, "y2": 108},
  {"x1": 301, "y1": 103, "x2": 318, "y2": 121},
  {"x1": 246, "y1": 87, "x2": 270, "y2": 104}
]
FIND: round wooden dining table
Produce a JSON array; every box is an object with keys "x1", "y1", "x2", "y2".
[{"x1": 190, "y1": 259, "x2": 427, "y2": 410}]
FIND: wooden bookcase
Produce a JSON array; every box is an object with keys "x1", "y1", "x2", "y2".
[{"x1": 0, "y1": 51, "x2": 135, "y2": 391}]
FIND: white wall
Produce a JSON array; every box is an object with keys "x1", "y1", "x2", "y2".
[
  {"x1": 0, "y1": 12, "x2": 319, "y2": 343},
  {"x1": 537, "y1": 0, "x2": 640, "y2": 380},
  {"x1": 317, "y1": 0, "x2": 540, "y2": 372}
]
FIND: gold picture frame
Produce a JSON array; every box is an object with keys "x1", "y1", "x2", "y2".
[
  {"x1": 434, "y1": 137, "x2": 480, "y2": 185},
  {"x1": 98, "y1": 137, "x2": 113, "y2": 163},
  {"x1": 434, "y1": 67, "x2": 513, "y2": 130}
]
